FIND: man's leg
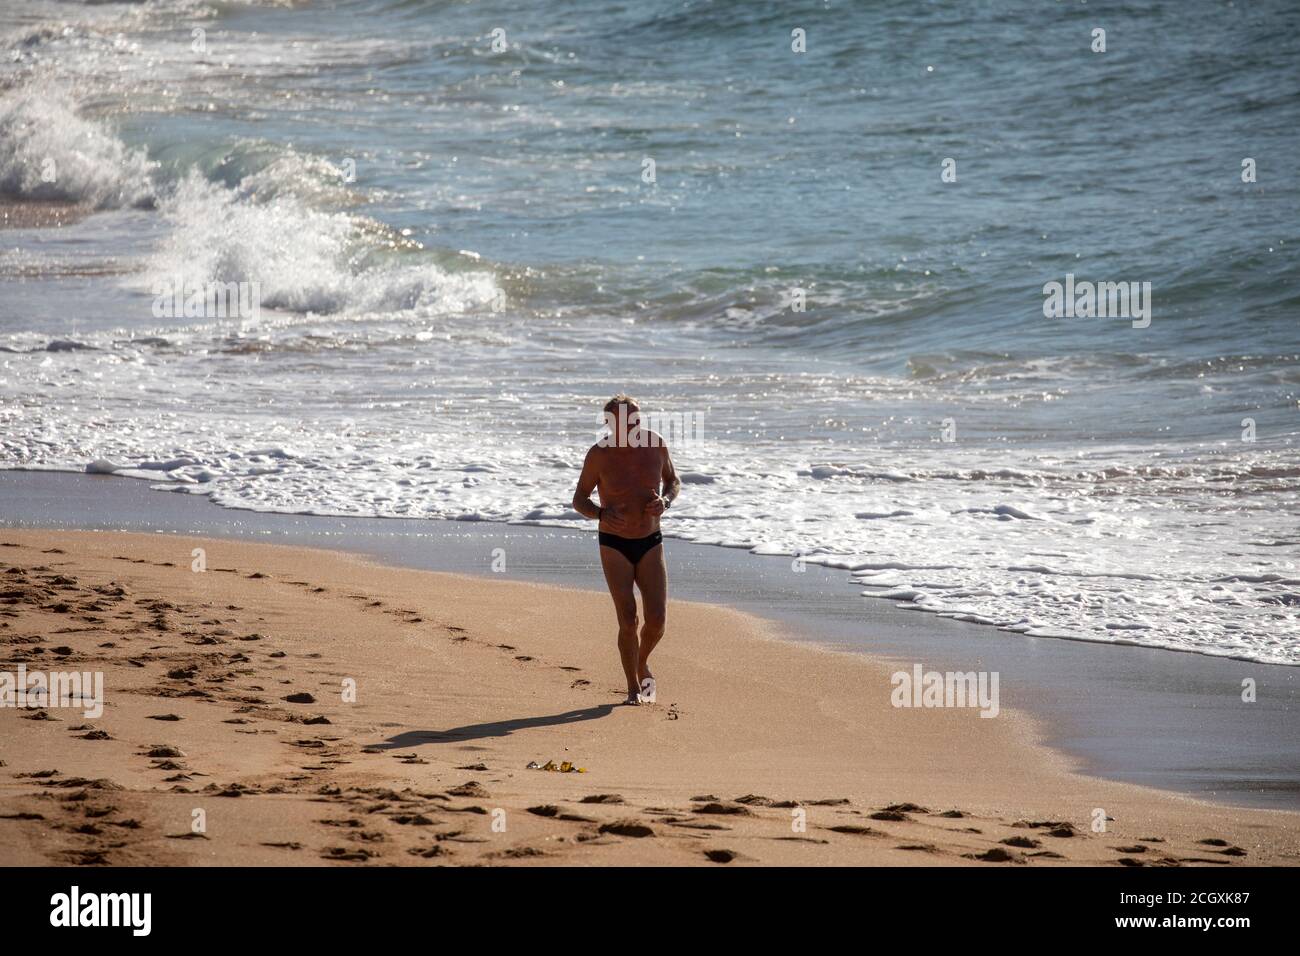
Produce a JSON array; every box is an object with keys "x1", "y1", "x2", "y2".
[
  {"x1": 633, "y1": 543, "x2": 667, "y2": 687},
  {"x1": 598, "y1": 546, "x2": 641, "y2": 703}
]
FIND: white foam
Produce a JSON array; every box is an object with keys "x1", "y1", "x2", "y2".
[
  {"x1": 0, "y1": 87, "x2": 155, "y2": 208},
  {"x1": 39, "y1": 415, "x2": 1294, "y2": 669},
  {"x1": 147, "y1": 173, "x2": 499, "y2": 316}
]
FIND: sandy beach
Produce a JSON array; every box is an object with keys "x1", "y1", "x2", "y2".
[{"x1": 2, "y1": 527, "x2": 1296, "y2": 867}]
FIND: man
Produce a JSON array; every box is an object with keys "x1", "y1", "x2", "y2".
[{"x1": 572, "y1": 395, "x2": 681, "y2": 705}]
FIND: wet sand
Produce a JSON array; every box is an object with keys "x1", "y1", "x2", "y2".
[{"x1": 0, "y1": 199, "x2": 91, "y2": 230}]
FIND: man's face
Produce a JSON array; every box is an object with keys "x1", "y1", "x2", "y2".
[{"x1": 603, "y1": 403, "x2": 641, "y2": 446}]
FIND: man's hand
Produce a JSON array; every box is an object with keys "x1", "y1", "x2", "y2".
[{"x1": 644, "y1": 494, "x2": 666, "y2": 517}]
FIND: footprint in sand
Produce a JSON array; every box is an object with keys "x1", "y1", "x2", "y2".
[
  {"x1": 598, "y1": 820, "x2": 654, "y2": 838},
  {"x1": 446, "y1": 781, "x2": 489, "y2": 798},
  {"x1": 1000, "y1": 836, "x2": 1040, "y2": 849},
  {"x1": 869, "y1": 810, "x2": 909, "y2": 822},
  {"x1": 826, "y1": 824, "x2": 882, "y2": 836},
  {"x1": 63, "y1": 850, "x2": 111, "y2": 865},
  {"x1": 142, "y1": 745, "x2": 186, "y2": 759},
  {"x1": 1013, "y1": 819, "x2": 1077, "y2": 838},
  {"x1": 692, "y1": 802, "x2": 751, "y2": 817},
  {"x1": 964, "y1": 847, "x2": 1021, "y2": 863},
  {"x1": 703, "y1": 849, "x2": 746, "y2": 864},
  {"x1": 408, "y1": 844, "x2": 454, "y2": 858},
  {"x1": 667, "y1": 819, "x2": 730, "y2": 831},
  {"x1": 492, "y1": 846, "x2": 548, "y2": 859},
  {"x1": 321, "y1": 846, "x2": 375, "y2": 862}
]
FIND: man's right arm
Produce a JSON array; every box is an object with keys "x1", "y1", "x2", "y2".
[{"x1": 572, "y1": 447, "x2": 602, "y2": 521}]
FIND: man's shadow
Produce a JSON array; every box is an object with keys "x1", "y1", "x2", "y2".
[{"x1": 369, "y1": 704, "x2": 617, "y2": 750}]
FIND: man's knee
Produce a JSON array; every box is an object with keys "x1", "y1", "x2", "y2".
[
  {"x1": 642, "y1": 610, "x2": 666, "y2": 635},
  {"x1": 615, "y1": 604, "x2": 639, "y2": 634}
]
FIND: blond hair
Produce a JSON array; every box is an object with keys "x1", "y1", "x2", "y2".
[{"x1": 603, "y1": 393, "x2": 639, "y2": 415}]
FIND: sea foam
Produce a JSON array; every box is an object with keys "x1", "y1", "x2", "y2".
[
  {"x1": 0, "y1": 87, "x2": 155, "y2": 208},
  {"x1": 148, "y1": 173, "x2": 499, "y2": 317}
]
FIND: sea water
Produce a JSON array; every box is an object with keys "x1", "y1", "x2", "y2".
[{"x1": 1, "y1": 0, "x2": 1297, "y2": 664}]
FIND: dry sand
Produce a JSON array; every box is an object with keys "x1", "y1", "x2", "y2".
[{"x1": 0, "y1": 529, "x2": 1296, "y2": 867}]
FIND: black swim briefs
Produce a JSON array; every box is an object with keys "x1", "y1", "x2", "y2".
[{"x1": 598, "y1": 529, "x2": 664, "y2": 566}]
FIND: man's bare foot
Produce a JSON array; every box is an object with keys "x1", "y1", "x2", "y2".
[{"x1": 623, "y1": 692, "x2": 641, "y2": 706}]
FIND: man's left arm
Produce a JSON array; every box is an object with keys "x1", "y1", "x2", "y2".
[{"x1": 660, "y1": 445, "x2": 681, "y2": 509}]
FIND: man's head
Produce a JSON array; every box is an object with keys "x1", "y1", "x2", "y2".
[
  {"x1": 604, "y1": 393, "x2": 640, "y2": 420},
  {"x1": 601, "y1": 394, "x2": 645, "y2": 447}
]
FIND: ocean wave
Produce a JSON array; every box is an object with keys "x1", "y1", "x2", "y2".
[
  {"x1": 148, "y1": 173, "x2": 500, "y2": 316},
  {"x1": 0, "y1": 85, "x2": 155, "y2": 208},
  {"x1": 155, "y1": 139, "x2": 369, "y2": 208}
]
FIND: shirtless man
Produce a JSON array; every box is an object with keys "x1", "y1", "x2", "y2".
[{"x1": 572, "y1": 395, "x2": 681, "y2": 705}]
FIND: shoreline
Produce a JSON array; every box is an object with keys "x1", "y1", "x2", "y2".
[
  {"x1": 0, "y1": 198, "x2": 93, "y2": 231},
  {"x1": 1, "y1": 470, "x2": 1298, "y2": 813},
  {"x1": 1, "y1": 527, "x2": 1296, "y2": 867}
]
